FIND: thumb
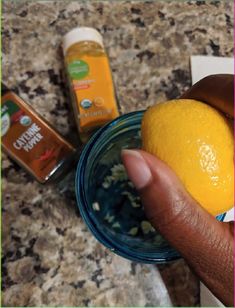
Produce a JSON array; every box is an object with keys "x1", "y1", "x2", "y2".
[
  {"x1": 121, "y1": 149, "x2": 233, "y2": 307},
  {"x1": 121, "y1": 149, "x2": 219, "y2": 238}
]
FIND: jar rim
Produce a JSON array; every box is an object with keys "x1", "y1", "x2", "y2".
[{"x1": 75, "y1": 111, "x2": 225, "y2": 263}]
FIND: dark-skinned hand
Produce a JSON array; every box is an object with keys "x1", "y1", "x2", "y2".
[{"x1": 122, "y1": 74, "x2": 234, "y2": 307}]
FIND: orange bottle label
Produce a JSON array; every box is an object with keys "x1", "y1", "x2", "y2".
[
  {"x1": 1, "y1": 92, "x2": 74, "y2": 183},
  {"x1": 67, "y1": 53, "x2": 119, "y2": 133}
]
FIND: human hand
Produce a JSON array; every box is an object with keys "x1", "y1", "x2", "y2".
[{"x1": 122, "y1": 74, "x2": 234, "y2": 306}]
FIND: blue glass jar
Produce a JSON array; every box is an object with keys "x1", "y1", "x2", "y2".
[{"x1": 75, "y1": 111, "x2": 225, "y2": 263}]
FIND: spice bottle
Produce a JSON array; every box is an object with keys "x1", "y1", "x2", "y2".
[
  {"x1": 1, "y1": 84, "x2": 76, "y2": 183},
  {"x1": 62, "y1": 27, "x2": 119, "y2": 143}
]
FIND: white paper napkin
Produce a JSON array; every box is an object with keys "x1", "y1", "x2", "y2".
[
  {"x1": 190, "y1": 55, "x2": 234, "y2": 307},
  {"x1": 191, "y1": 55, "x2": 234, "y2": 84}
]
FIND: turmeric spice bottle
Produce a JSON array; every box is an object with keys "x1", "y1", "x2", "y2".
[{"x1": 62, "y1": 27, "x2": 119, "y2": 143}]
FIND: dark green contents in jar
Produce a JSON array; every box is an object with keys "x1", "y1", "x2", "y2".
[{"x1": 92, "y1": 163, "x2": 167, "y2": 246}]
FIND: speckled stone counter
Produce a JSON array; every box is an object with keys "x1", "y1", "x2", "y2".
[{"x1": 2, "y1": 1, "x2": 233, "y2": 306}]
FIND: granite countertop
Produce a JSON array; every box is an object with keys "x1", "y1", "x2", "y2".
[{"x1": 2, "y1": 1, "x2": 233, "y2": 306}]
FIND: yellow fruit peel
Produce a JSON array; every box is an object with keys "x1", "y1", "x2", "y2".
[{"x1": 141, "y1": 99, "x2": 234, "y2": 216}]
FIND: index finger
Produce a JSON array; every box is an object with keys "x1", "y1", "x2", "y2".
[{"x1": 181, "y1": 74, "x2": 234, "y2": 118}]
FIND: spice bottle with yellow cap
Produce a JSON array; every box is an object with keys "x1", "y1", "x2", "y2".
[{"x1": 62, "y1": 27, "x2": 119, "y2": 143}]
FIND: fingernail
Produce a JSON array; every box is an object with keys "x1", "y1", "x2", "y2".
[{"x1": 121, "y1": 149, "x2": 152, "y2": 190}]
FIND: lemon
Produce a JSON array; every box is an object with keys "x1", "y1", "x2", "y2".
[{"x1": 141, "y1": 99, "x2": 234, "y2": 216}]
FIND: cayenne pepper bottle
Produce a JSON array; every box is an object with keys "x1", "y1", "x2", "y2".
[{"x1": 1, "y1": 83, "x2": 76, "y2": 183}]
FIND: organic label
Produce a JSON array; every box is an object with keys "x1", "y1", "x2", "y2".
[
  {"x1": 68, "y1": 60, "x2": 89, "y2": 80},
  {"x1": 68, "y1": 53, "x2": 119, "y2": 136},
  {"x1": 20, "y1": 115, "x2": 32, "y2": 126},
  {"x1": 80, "y1": 99, "x2": 92, "y2": 109}
]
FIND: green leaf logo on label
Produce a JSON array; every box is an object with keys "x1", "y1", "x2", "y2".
[
  {"x1": 1, "y1": 113, "x2": 10, "y2": 137},
  {"x1": 68, "y1": 60, "x2": 89, "y2": 80}
]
